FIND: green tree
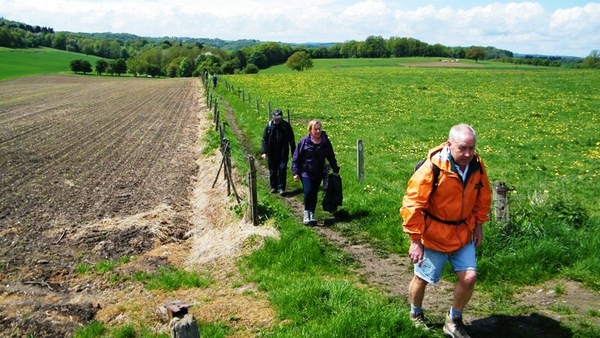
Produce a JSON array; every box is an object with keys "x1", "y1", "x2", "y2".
[
  {"x1": 286, "y1": 51, "x2": 313, "y2": 72},
  {"x1": 52, "y1": 32, "x2": 67, "y2": 50},
  {"x1": 80, "y1": 60, "x2": 92, "y2": 74},
  {"x1": 243, "y1": 63, "x2": 259, "y2": 74},
  {"x1": 147, "y1": 64, "x2": 161, "y2": 77},
  {"x1": 580, "y1": 50, "x2": 599, "y2": 69},
  {"x1": 428, "y1": 43, "x2": 448, "y2": 57},
  {"x1": 358, "y1": 35, "x2": 388, "y2": 58},
  {"x1": 179, "y1": 57, "x2": 194, "y2": 77},
  {"x1": 339, "y1": 40, "x2": 359, "y2": 58},
  {"x1": 70, "y1": 59, "x2": 92, "y2": 74},
  {"x1": 95, "y1": 59, "x2": 109, "y2": 75},
  {"x1": 108, "y1": 58, "x2": 127, "y2": 76},
  {"x1": 70, "y1": 59, "x2": 83, "y2": 73},
  {"x1": 247, "y1": 49, "x2": 268, "y2": 69},
  {"x1": 0, "y1": 27, "x2": 16, "y2": 47},
  {"x1": 126, "y1": 58, "x2": 148, "y2": 76},
  {"x1": 466, "y1": 46, "x2": 486, "y2": 63}
]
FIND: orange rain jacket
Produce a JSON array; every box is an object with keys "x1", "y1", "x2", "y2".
[{"x1": 401, "y1": 143, "x2": 492, "y2": 253}]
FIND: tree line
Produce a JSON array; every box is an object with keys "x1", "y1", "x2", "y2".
[{"x1": 2, "y1": 17, "x2": 598, "y2": 79}]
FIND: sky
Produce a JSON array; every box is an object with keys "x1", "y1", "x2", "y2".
[{"x1": 1, "y1": 1, "x2": 599, "y2": 57}]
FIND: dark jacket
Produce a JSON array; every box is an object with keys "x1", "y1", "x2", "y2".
[
  {"x1": 261, "y1": 120, "x2": 296, "y2": 159},
  {"x1": 292, "y1": 131, "x2": 339, "y2": 181}
]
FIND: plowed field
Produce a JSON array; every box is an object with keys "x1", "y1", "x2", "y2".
[{"x1": 0, "y1": 75, "x2": 244, "y2": 336}]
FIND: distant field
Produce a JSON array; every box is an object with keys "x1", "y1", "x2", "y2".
[
  {"x1": 261, "y1": 56, "x2": 537, "y2": 74},
  {"x1": 0, "y1": 47, "x2": 105, "y2": 79}
]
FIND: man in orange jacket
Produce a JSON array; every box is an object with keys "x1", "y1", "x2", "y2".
[{"x1": 400, "y1": 124, "x2": 491, "y2": 338}]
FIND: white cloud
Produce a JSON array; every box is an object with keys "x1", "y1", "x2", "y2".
[{"x1": 1, "y1": 0, "x2": 598, "y2": 56}]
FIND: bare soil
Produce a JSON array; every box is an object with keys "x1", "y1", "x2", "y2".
[
  {"x1": 401, "y1": 61, "x2": 483, "y2": 68},
  {"x1": 0, "y1": 75, "x2": 597, "y2": 337}
]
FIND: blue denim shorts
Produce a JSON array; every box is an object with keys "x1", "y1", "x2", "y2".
[{"x1": 414, "y1": 242, "x2": 477, "y2": 284}]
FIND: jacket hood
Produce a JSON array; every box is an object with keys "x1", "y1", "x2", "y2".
[{"x1": 428, "y1": 143, "x2": 451, "y2": 171}]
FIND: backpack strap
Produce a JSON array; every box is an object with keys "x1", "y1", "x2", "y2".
[
  {"x1": 414, "y1": 158, "x2": 441, "y2": 196},
  {"x1": 431, "y1": 163, "x2": 441, "y2": 195}
]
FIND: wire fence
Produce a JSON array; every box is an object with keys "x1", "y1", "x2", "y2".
[
  {"x1": 201, "y1": 75, "x2": 598, "y2": 228},
  {"x1": 202, "y1": 75, "x2": 262, "y2": 225}
]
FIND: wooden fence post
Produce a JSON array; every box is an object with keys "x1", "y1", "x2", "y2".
[
  {"x1": 214, "y1": 110, "x2": 219, "y2": 132},
  {"x1": 223, "y1": 139, "x2": 230, "y2": 187},
  {"x1": 169, "y1": 314, "x2": 199, "y2": 338},
  {"x1": 247, "y1": 156, "x2": 258, "y2": 226},
  {"x1": 493, "y1": 181, "x2": 510, "y2": 230},
  {"x1": 357, "y1": 139, "x2": 364, "y2": 183}
]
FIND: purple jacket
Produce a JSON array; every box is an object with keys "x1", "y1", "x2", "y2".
[{"x1": 292, "y1": 131, "x2": 339, "y2": 180}]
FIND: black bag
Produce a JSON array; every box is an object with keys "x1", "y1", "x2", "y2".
[{"x1": 322, "y1": 174, "x2": 343, "y2": 212}]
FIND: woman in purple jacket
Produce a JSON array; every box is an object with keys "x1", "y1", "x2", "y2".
[{"x1": 292, "y1": 120, "x2": 340, "y2": 225}]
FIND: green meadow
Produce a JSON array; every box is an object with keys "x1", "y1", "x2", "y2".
[
  {"x1": 213, "y1": 58, "x2": 600, "y2": 335},
  {"x1": 0, "y1": 47, "x2": 104, "y2": 79},
  {"x1": 220, "y1": 59, "x2": 599, "y2": 223}
]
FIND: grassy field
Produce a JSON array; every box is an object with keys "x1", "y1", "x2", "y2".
[
  {"x1": 0, "y1": 47, "x2": 105, "y2": 80},
  {"x1": 214, "y1": 58, "x2": 600, "y2": 336}
]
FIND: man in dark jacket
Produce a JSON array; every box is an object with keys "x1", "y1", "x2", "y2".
[{"x1": 261, "y1": 109, "x2": 296, "y2": 194}]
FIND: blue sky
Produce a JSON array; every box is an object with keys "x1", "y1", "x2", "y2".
[{"x1": 1, "y1": 1, "x2": 598, "y2": 56}]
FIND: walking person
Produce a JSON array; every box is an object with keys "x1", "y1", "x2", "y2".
[
  {"x1": 261, "y1": 109, "x2": 296, "y2": 195},
  {"x1": 400, "y1": 124, "x2": 491, "y2": 338},
  {"x1": 292, "y1": 120, "x2": 340, "y2": 225}
]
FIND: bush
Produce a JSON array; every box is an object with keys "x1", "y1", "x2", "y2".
[{"x1": 243, "y1": 63, "x2": 259, "y2": 74}]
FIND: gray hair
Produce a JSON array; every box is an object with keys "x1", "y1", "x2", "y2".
[{"x1": 449, "y1": 124, "x2": 477, "y2": 142}]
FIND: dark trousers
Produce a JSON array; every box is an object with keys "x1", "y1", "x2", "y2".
[
  {"x1": 268, "y1": 157, "x2": 289, "y2": 190},
  {"x1": 301, "y1": 176, "x2": 322, "y2": 212}
]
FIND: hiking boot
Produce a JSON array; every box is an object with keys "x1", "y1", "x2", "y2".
[
  {"x1": 270, "y1": 188, "x2": 277, "y2": 194},
  {"x1": 410, "y1": 312, "x2": 429, "y2": 330},
  {"x1": 303, "y1": 211, "x2": 310, "y2": 225},
  {"x1": 308, "y1": 211, "x2": 317, "y2": 224},
  {"x1": 443, "y1": 313, "x2": 470, "y2": 338},
  {"x1": 278, "y1": 188, "x2": 285, "y2": 195}
]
